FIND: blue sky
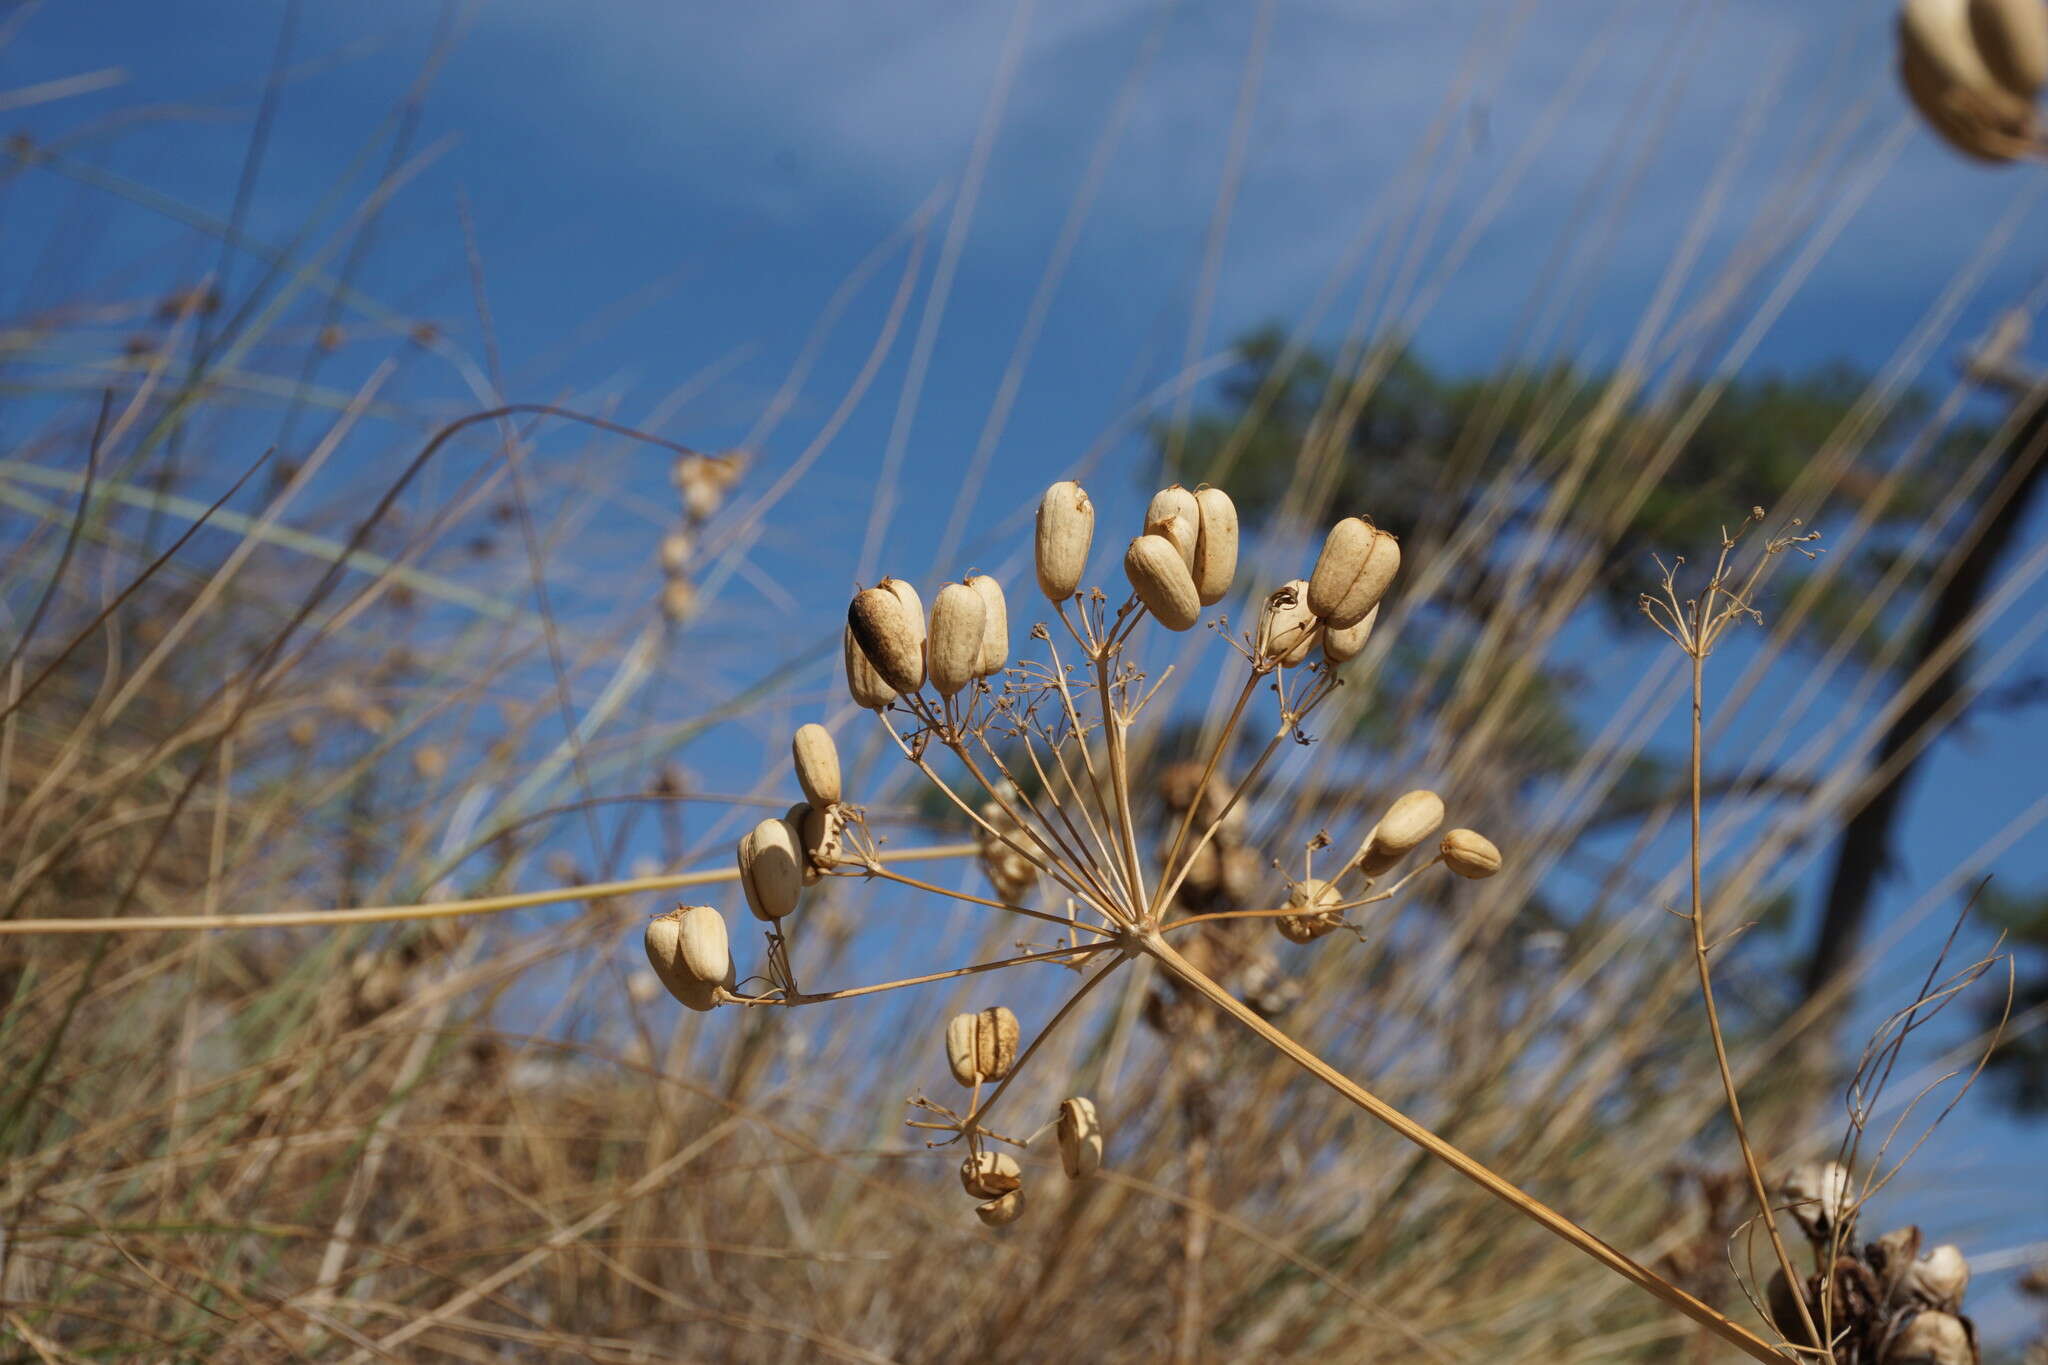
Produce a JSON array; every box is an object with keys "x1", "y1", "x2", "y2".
[{"x1": 8, "y1": 0, "x2": 2048, "y2": 1344}]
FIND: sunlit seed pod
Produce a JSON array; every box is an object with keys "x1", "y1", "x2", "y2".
[
  {"x1": 659, "y1": 529, "x2": 693, "y2": 576},
  {"x1": 1035, "y1": 480, "x2": 1094, "y2": 600},
  {"x1": 1307, "y1": 517, "x2": 1401, "y2": 628},
  {"x1": 1356, "y1": 790, "x2": 1446, "y2": 875},
  {"x1": 792, "y1": 723, "x2": 842, "y2": 808},
  {"x1": 881, "y1": 576, "x2": 927, "y2": 653},
  {"x1": 1056, "y1": 1097, "x2": 1103, "y2": 1179},
  {"x1": 800, "y1": 802, "x2": 848, "y2": 879},
  {"x1": 1277, "y1": 877, "x2": 1342, "y2": 943},
  {"x1": 1322, "y1": 605, "x2": 1378, "y2": 665},
  {"x1": 660, "y1": 577, "x2": 698, "y2": 624},
  {"x1": 849, "y1": 586, "x2": 925, "y2": 694},
  {"x1": 945, "y1": 1013, "x2": 981, "y2": 1086},
  {"x1": 1147, "y1": 485, "x2": 1201, "y2": 570},
  {"x1": 644, "y1": 908, "x2": 733, "y2": 1011},
  {"x1": 1125, "y1": 534, "x2": 1202, "y2": 630},
  {"x1": 1191, "y1": 485, "x2": 1239, "y2": 605},
  {"x1": 674, "y1": 904, "x2": 731, "y2": 986},
  {"x1": 1881, "y1": 1310, "x2": 1973, "y2": 1364},
  {"x1": 1781, "y1": 1160, "x2": 1855, "y2": 1240},
  {"x1": 738, "y1": 816, "x2": 804, "y2": 921},
  {"x1": 928, "y1": 581, "x2": 987, "y2": 698},
  {"x1": 968, "y1": 574, "x2": 1008, "y2": 677},
  {"x1": 1872, "y1": 1225, "x2": 1927, "y2": 1296},
  {"x1": 976, "y1": 1189, "x2": 1025, "y2": 1227},
  {"x1": 1439, "y1": 829, "x2": 1502, "y2": 879},
  {"x1": 960, "y1": 1150, "x2": 1024, "y2": 1199},
  {"x1": 1901, "y1": 0, "x2": 2037, "y2": 160},
  {"x1": 1972, "y1": 0, "x2": 2048, "y2": 96},
  {"x1": 1256, "y1": 579, "x2": 1321, "y2": 667},
  {"x1": 1908, "y1": 1245, "x2": 1971, "y2": 1312},
  {"x1": 785, "y1": 803, "x2": 821, "y2": 885},
  {"x1": 844, "y1": 626, "x2": 897, "y2": 710},
  {"x1": 976, "y1": 1006, "x2": 1021, "y2": 1079}
]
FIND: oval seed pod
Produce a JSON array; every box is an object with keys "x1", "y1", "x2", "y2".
[
  {"x1": 1191, "y1": 485, "x2": 1239, "y2": 605},
  {"x1": 976, "y1": 1005, "x2": 1021, "y2": 1080},
  {"x1": 785, "y1": 802, "x2": 821, "y2": 885},
  {"x1": 1972, "y1": 0, "x2": 2048, "y2": 95},
  {"x1": 1056, "y1": 1097, "x2": 1102, "y2": 1179},
  {"x1": 1147, "y1": 485, "x2": 1201, "y2": 569},
  {"x1": 1901, "y1": 0, "x2": 2036, "y2": 160},
  {"x1": 1782, "y1": 1161, "x2": 1855, "y2": 1239},
  {"x1": 1439, "y1": 829, "x2": 1502, "y2": 879},
  {"x1": 960, "y1": 1150, "x2": 1023, "y2": 1199},
  {"x1": 1323, "y1": 604, "x2": 1379, "y2": 665},
  {"x1": 849, "y1": 587, "x2": 925, "y2": 694},
  {"x1": 738, "y1": 816, "x2": 804, "y2": 920},
  {"x1": 976, "y1": 1189, "x2": 1025, "y2": 1227},
  {"x1": 792, "y1": 723, "x2": 842, "y2": 808},
  {"x1": 945, "y1": 1013, "x2": 981, "y2": 1087},
  {"x1": 1881, "y1": 1310, "x2": 1972, "y2": 1364},
  {"x1": 1036, "y1": 480, "x2": 1094, "y2": 600},
  {"x1": 968, "y1": 574, "x2": 1008, "y2": 677},
  {"x1": 1356, "y1": 790, "x2": 1446, "y2": 875},
  {"x1": 880, "y1": 577, "x2": 926, "y2": 655},
  {"x1": 644, "y1": 908, "x2": 733, "y2": 1011},
  {"x1": 1277, "y1": 877, "x2": 1342, "y2": 944},
  {"x1": 1908, "y1": 1245, "x2": 1970, "y2": 1311},
  {"x1": 800, "y1": 802, "x2": 847, "y2": 878},
  {"x1": 1307, "y1": 517, "x2": 1401, "y2": 627},
  {"x1": 1256, "y1": 579, "x2": 1321, "y2": 667},
  {"x1": 674, "y1": 904, "x2": 731, "y2": 986},
  {"x1": 1125, "y1": 534, "x2": 1202, "y2": 630},
  {"x1": 928, "y1": 581, "x2": 987, "y2": 698},
  {"x1": 844, "y1": 626, "x2": 896, "y2": 710}
]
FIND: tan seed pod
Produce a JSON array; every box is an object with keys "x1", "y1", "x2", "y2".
[
  {"x1": 849, "y1": 586, "x2": 925, "y2": 694},
  {"x1": 800, "y1": 802, "x2": 848, "y2": 878},
  {"x1": 1972, "y1": 0, "x2": 2048, "y2": 96},
  {"x1": 880, "y1": 577, "x2": 926, "y2": 654},
  {"x1": 644, "y1": 907, "x2": 733, "y2": 1011},
  {"x1": 1277, "y1": 877, "x2": 1342, "y2": 943},
  {"x1": 1322, "y1": 604, "x2": 1378, "y2": 665},
  {"x1": 1908, "y1": 1245, "x2": 1971, "y2": 1311},
  {"x1": 1056, "y1": 1097, "x2": 1102, "y2": 1179},
  {"x1": 1307, "y1": 517, "x2": 1401, "y2": 628},
  {"x1": 1035, "y1": 480, "x2": 1094, "y2": 600},
  {"x1": 1191, "y1": 485, "x2": 1239, "y2": 605},
  {"x1": 1147, "y1": 485, "x2": 1201, "y2": 569},
  {"x1": 785, "y1": 802, "x2": 821, "y2": 885},
  {"x1": 791, "y1": 723, "x2": 842, "y2": 807},
  {"x1": 1356, "y1": 790, "x2": 1445, "y2": 875},
  {"x1": 1872, "y1": 1225, "x2": 1927, "y2": 1297},
  {"x1": 977, "y1": 1005, "x2": 1020, "y2": 1079},
  {"x1": 1256, "y1": 579, "x2": 1321, "y2": 667},
  {"x1": 1882, "y1": 1310, "x2": 1973, "y2": 1364},
  {"x1": 1125, "y1": 533, "x2": 1202, "y2": 630},
  {"x1": 960, "y1": 1149, "x2": 1023, "y2": 1199},
  {"x1": 660, "y1": 577, "x2": 698, "y2": 624},
  {"x1": 1782, "y1": 1161, "x2": 1855, "y2": 1240},
  {"x1": 976, "y1": 1189, "x2": 1025, "y2": 1227},
  {"x1": 738, "y1": 816, "x2": 804, "y2": 920},
  {"x1": 843, "y1": 626, "x2": 896, "y2": 710},
  {"x1": 968, "y1": 574, "x2": 1008, "y2": 677},
  {"x1": 928, "y1": 581, "x2": 987, "y2": 698},
  {"x1": 1901, "y1": 0, "x2": 2037, "y2": 160},
  {"x1": 1439, "y1": 829, "x2": 1502, "y2": 879},
  {"x1": 674, "y1": 904, "x2": 731, "y2": 986},
  {"x1": 659, "y1": 529, "x2": 693, "y2": 575}
]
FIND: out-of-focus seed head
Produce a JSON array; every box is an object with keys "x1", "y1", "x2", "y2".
[
  {"x1": 1307, "y1": 517, "x2": 1401, "y2": 628},
  {"x1": 968, "y1": 574, "x2": 1008, "y2": 677},
  {"x1": 1217, "y1": 844, "x2": 1263, "y2": 903},
  {"x1": 1908, "y1": 1244, "x2": 1971, "y2": 1312},
  {"x1": 844, "y1": 626, "x2": 897, "y2": 710},
  {"x1": 928, "y1": 581, "x2": 988, "y2": 698},
  {"x1": 660, "y1": 577, "x2": 697, "y2": 624},
  {"x1": 849, "y1": 586, "x2": 926, "y2": 694},
  {"x1": 1178, "y1": 839, "x2": 1221, "y2": 895},
  {"x1": 1900, "y1": 0, "x2": 2036, "y2": 161},
  {"x1": 738, "y1": 816, "x2": 804, "y2": 921},
  {"x1": 659, "y1": 529, "x2": 693, "y2": 576},
  {"x1": 976, "y1": 1189, "x2": 1025, "y2": 1227},
  {"x1": 1881, "y1": 1309, "x2": 1973, "y2": 1364},
  {"x1": 1036, "y1": 480, "x2": 1094, "y2": 601},
  {"x1": 1322, "y1": 604, "x2": 1379, "y2": 665},
  {"x1": 1147, "y1": 485, "x2": 1201, "y2": 570},
  {"x1": 1356, "y1": 790, "x2": 1446, "y2": 875},
  {"x1": 1277, "y1": 877, "x2": 1342, "y2": 943},
  {"x1": 1871, "y1": 1225, "x2": 1927, "y2": 1296},
  {"x1": 644, "y1": 906, "x2": 734, "y2": 1011},
  {"x1": 1783, "y1": 1161, "x2": 1856, "y2": 1241},
  {"x1": 1256, "y1": 580, "x2": 1321, "y2": 668},
  {"x1": 792, "y1": 723, "x2": 842, "y2": 808},
  {"x1": 1125, "y1": 533, "x2": 1202, "y2": 630},
  {"x1": 1191, "y1": 485, "x2": 1239, "y2": 605},
  {"x1": 960, "y1": 1150, "x2": 1023, "y2": 1199},
  {"x1": 1056, "y1": 1097, "x2": 1103, "y2": 1179},
  {"x1": 977, "y1": 801, "x2": 1037, "y2": 903},
  {"x1": 946, "y1": 1006, "x2": 1022, "y2": 1086},
  {"x1": 1765, "y1": 1269, "x2": 1812, "y2": 1343},
  {"x1": 1439, "y1": 828, "x2": 1502, "y2": 879},
  {"x1": 1972, "y1": 0, "x2": 2048, "y2": 96}
]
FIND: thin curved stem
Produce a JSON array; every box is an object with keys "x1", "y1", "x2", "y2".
[{"x1": 729, "y1": 940, "x2": 1117, "y2": 1007}]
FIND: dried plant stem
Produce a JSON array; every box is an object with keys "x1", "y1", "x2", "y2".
[
  {"x1": 1150, "y1": 671, "x2": 1261, "y2": 919},
  {"x1": 1140, "y1": 931, "x2": 1789, "y2": 1364},
  {"x1": 731, "y1": 940, "x2": 1117, "y2": 1007},
  {"x1": 844, "y1": 862, "x2": 1115, "y2": 938},
  {"x1": 1094, "y1": 627, "x2": 1149, "y2": 918}
]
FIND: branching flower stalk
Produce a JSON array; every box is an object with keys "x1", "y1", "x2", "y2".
[{"x1": 641, "y1": 479, "x2": 1793, "y2": 1361}]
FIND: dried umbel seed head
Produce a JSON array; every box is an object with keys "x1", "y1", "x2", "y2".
[
  {"x1": 960, "y1": 1149, "x2": 1023, "y2": 1199},
  {"x1": 1900, "y1": 0, "x2": 2036, "y2": 161},
  {"x1": 1439, "y1": 828, "x2": 1502, "y2": 879},
  {"x1": 844, "y1": 626, "x2": 897, "y2": 710},
  {"x1": 946, "y1": 1006, "x2": 1022, "y2": 1085},
  {"x1": 1147, "y1": 485, "x2": 1201, "y2": 569},
  {"x1": 1782, "y1": 1160, "x2": 1855, "y2": 1240},
  {"x1": 1972, "y1": 0, "x2": 2048, "y2": 96},
  {"x1": 968, "y1": 574, "x2": 1008, "y2": 677},
  {"x1": 1871, "y1": 1225, "x2": 1927, "y2": 1296},
  {"x1": 1322, "y1": 604, "x2": 1378, "y2": 665},
  {"x1": 1356, "y1": 790, "x2": 1446, "y2": 875},
  {"x1": 1192, "y1": 485, "x2": 1238, "y2": 605},
  {"x1": 1056, "y1": 1097, "x2": 1103, "y2": 1179},
  {"x1": 1125, "y1": 533, "x2": 1202, "y2": 630},
  {"x1": 738, "y1": 816, "x2": 804, "y2": 921},
  {"x1": 792, "y1": 723, "x2": 842, "y2": 808},
  {"x1": 1257, "y1": 580, "x2": 1321, "y2": 668},
  {"x1": 928, "y1": 581, "x2": 987, "y2": 698},
  {"x1": 976, "y1": 1189, "x2": 1025, "y2": 1227},
  {"x1": 1307, "y1": 516, "x2": 1401, "y2": 628},
  {"x1": 1035, "y1": 480, "x2": 1094, "y2": 600},
  {"x1": 1882, "y1": 1310, "x2": 1974, "y2": 1364},
  {"x1": 1277, "y1": 877, "x2": 1342, "y2": 943},
  {"x1": 1908, "y1": 1244, "x2": 1971, "y2": 1312},
  {"x1": 849, "y1": 586, "x2": 925, "y2": 694},
  {"x1": 644, "y1": 906, "x2": 734, "y2": 1011}
]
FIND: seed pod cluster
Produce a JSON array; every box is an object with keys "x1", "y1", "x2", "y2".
[
  {"x1": 960, "y1": 1150, "x2": 1022, "y2": 1199},
  {"x1": 1907, "y1": 1244, "x2": 1971, "y2": 1312},
  {"x1": 1277, "y1": 877, "x2": 1342, "y2": 944},
  {"x1": 1256, "y1": 579, "x2": 1321, "y2": 667},
  {"x1": 1056, "y1": 1096, "x2": 1103, "y2": 1179},
  {"x1": 1036, "y1": 480, "x2": 1094, "y2": 600},
  {"x1": 1882, "y1": 1310, "x2": 1974, "y2": 1363},
  {"x1": 1783, "y1": 1161, "x2": 1856, "y2": 1241},
  {"x1": 1898, "y1": 0, "x2": 2041, "y2": 161},
  {"x1": 1307, "y1": 516, "x2": 1400, "y2": 628},
  {"x1": 644, "y1": 905, "x2": 734, "y2": 1011},
  {"x1": 945, "y1": 1006, "x2": 1020, "y2": 1086},
  {"x1": 1354, "y1": 790, "x2": 1445, "y2": 876},
  {"x1": 738, "y1": 816, "x2": 804, "y2": 920}
]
